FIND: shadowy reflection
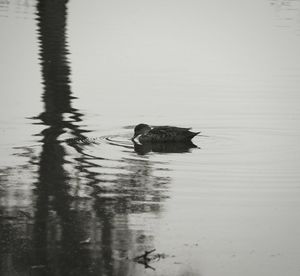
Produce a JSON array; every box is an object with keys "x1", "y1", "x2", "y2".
[
  {"x1": 133, "y1": 141, "x2": 198, "y2": 155},
  {"x1": 0, "y1": 1, "x2": 170, "y2": 275},
  {"x1": 33, "y1": 0, "x2": 168, "y2": 275},
  {"x1": 32, "y1": 1, "x2": 92, "y2": 275}
]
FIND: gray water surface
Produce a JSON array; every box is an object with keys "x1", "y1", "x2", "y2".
[{"x1": 1, "y1": 0, "x2": 300, "y2": 275}]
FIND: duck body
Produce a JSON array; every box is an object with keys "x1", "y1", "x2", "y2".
[{"x1": 132, "y1": 123, "x2": 200, "y2": 144}]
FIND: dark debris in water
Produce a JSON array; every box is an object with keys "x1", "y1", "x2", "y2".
[{"x1": 133, "y1": 249, "x2": 170, "y2": 270}]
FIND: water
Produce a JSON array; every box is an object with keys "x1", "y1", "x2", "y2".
[{"x1": 1, "y1": 0, "x2": 300, "y2": 275}]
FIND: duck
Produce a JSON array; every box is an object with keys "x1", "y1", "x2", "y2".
[{"x1": 132, "y1": 123, "x2": 200, "y2": 144}]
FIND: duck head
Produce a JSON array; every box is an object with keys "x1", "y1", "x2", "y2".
[{"x1": 132, "y1": 123, "x2": 151, "y2": 139}]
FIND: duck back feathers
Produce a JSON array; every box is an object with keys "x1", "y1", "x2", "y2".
[{"x1": 133, "y1": 124, "x2": 200, "y2": 143}]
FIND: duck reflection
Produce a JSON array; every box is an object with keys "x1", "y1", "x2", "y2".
[{"x1": 133, "y1": 141, "x2": 198, "y2": 155}]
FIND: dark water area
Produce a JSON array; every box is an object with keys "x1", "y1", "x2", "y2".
[{"x1": 1, "y1": 0, "x2": 300, "y2": 275}]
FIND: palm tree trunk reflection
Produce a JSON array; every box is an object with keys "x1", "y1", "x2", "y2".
[
  {"x1": 34, "y1": 1, "x2": 91, "y2": 274},
  {"x1": 33, "y1": 1, "x2": 169, "y2": 275}
]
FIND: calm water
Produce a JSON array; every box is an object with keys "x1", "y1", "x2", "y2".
[{"x1": 1, "y1": 0, "x2": 300, "y2": 275}]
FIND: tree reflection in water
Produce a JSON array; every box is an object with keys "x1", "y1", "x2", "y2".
[{"x1": 0, "y1": 0, "x2": 170, "y2": 275}]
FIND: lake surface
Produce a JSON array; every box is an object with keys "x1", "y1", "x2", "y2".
[{"x1": 1, "y1": 0, "x2": 300, "y2": 275}]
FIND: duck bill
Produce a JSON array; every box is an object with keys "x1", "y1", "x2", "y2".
[{"x1": 132, "y1": 134, "x2": 141, "y2": 143}]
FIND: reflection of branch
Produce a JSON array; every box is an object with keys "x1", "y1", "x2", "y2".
[
  {"x1": 133, "y1": 249, "x2": 156, "y2": 270},
  {"x1": 143, "y1": 261, "x2": 155, "y2": 271},
  {"x1": 134, "y1": 248, "x2": 156, "y2": 261}
]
